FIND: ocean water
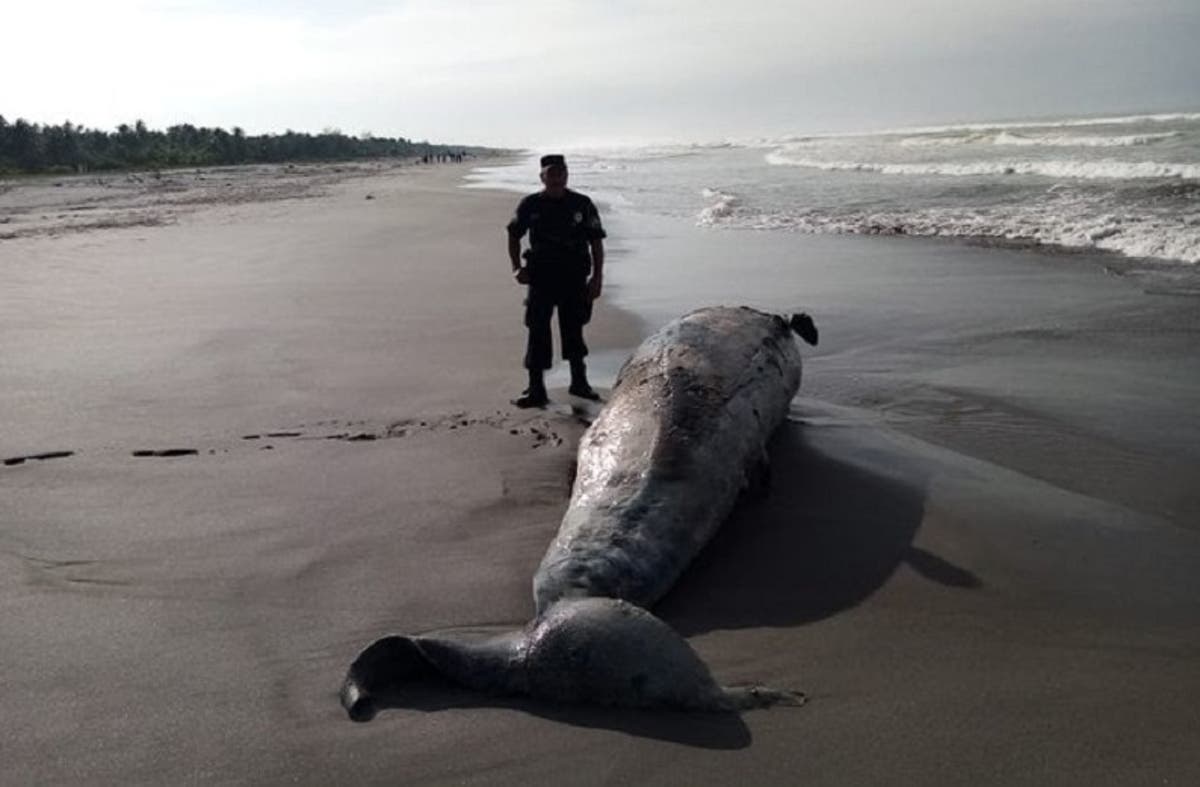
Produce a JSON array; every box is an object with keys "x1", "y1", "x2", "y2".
[{"x1": 469, "y1": 111, "x2": 1200, "y2": 265}]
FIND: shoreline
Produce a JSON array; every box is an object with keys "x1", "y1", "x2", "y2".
[{"x1": 464, "y1": 147, "x2": 1200, "y2": 270}]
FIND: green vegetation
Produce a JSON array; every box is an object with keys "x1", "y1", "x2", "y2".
[{"x1": 0, "y1": 116, "x2": 486, "y2": 175}]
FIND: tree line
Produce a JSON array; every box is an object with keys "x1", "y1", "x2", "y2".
[{"x1": 0, "y1": 116, "x2": 488, "y2": 175}]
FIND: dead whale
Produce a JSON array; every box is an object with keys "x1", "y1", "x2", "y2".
[{"x1": 341, "y1": 307, "x2": 818, "y2": 721}]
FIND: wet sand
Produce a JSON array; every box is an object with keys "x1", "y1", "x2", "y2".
[{"x1": 2, "y1": 162, "x2": 1199, "y2": 785}]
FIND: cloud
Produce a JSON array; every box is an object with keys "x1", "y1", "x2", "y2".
[{"x1": 2, "y1": 0, "x2": 1196, "y2": 145}]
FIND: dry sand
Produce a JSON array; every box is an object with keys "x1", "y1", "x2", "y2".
[{"x1": 2, "y1": 162, "x2": 1198, "y2": 785}]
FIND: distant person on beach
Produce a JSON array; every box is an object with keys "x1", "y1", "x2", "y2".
[{"x1": 506, "y1": 154, "x2": 606, "y2": 408}]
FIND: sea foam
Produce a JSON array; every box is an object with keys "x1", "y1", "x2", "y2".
[
  {"x1": 696, "y1": 201, "x2": 1200, "y2": 264},
  {"x1": 697, "y1": 188, "x2": 739, "y2": 224}
]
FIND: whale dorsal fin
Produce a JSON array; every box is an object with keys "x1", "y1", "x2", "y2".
[{"x1": 789, "y1": 313, "x2": 819, "y2": 346}]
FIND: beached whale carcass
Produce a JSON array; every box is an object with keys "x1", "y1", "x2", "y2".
[
  {"x1": 535, "y1": 306, "x2": 816, "y2": 613},
  {"x1": 341, "y1": 306, "x2": 818, "y2": 720}
]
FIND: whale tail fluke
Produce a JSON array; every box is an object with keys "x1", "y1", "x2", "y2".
[
  {"x1": 340, "y1": 635, "x2": 439, "y2": 722},
  {"x1": 789, "y1": 313, "x2": 819, "y2": 346},
  {"x1": 341, "y1": 630, "x2": 530, "y2": 721},
  {"x1": 341, "y1": 599, "x2": 763, "y2": 718}
]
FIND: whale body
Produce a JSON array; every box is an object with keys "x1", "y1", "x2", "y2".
[
  {"x1": 341, "y1": 306, "x2": 817, "y2": 720},
  {"x1": 535, "y1": 306, "x2": 807, "y2": 613}
]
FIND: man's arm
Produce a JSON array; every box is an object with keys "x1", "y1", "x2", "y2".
[
  {"x1": 582, "y1": 196, "x2": 606, "y2": 300},
  {"x1": 508, "y1": 234, "x2": 522, "y2": 271},
  {"x1": 509, "y1": 234, "x2": 529, "y2": 284},
  {"x1": 588, "y1": 238, "x2": 604, "y2": 299},
  {"x1": 504, "y1": 197, "x2": 528, "y2": 284}
]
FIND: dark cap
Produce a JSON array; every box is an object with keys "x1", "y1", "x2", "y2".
[{"x1": 539, "y1": 154, "x2": 567, "y2": 169}]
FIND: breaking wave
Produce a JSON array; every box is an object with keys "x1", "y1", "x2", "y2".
[
  {"x1": 764, "y1": 153, "x2": 1200, "y2": 181},
  {"x1": 695, "y1": 202, "x2": 1200, "y2": 264},
  {"x1": 899, "y1": 131, "x2": 1180, "y2": 148},
  {"x1": 990, "y1": 131, "x2": 1180, "y2": 147},
  {"x1": 865, "y1": 111, "x2": 1200, "y2": 138},
  {"x1": 748, "y1": 113, "x2": 1200, "y2": 149},
  {"x1": 696, "y1": 188, "x2": 739, "y2": 224}
]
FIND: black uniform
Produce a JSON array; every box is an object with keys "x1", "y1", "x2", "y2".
[{"x1": 506, "y1": 189, "x2": 606, "y2": 371}]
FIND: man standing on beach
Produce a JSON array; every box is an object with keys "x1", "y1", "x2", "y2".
[{"x1": 506, "y1": 154, "x2": 606, "y2": 408}]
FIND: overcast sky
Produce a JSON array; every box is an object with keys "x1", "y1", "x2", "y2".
[{"x1": 3, "y1": 0, "x2": 1198, "y2": 147}]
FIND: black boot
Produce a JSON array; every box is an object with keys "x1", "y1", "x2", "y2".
[
  {"x1": 514, "y1": 369, "x2": 549, "y2": 408},
  {"x1": 568, "y1": 360, "x2": 601, "y2": 401}
]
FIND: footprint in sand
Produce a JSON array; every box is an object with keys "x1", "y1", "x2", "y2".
[
  {"x1": 131, "y1": 449, "x2": 199, "y2": 458},
  {"x1": 3, "y1": 451, "x2": 75, "y2": 467},
  {"x1": 232, "y1": 408, "x2": 577, "y2": 454},
  {"x1": 503, "y1": 418, "x2": 565, "y2": 449}
]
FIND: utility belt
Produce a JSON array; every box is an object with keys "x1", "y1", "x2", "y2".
[{"x1": 522, "y1": 249, "x2": 591, "y2": 283}]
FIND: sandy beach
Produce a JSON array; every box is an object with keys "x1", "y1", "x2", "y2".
[{"x1": 2, "y1": 161, "x2": 1199, "y2": 785}]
